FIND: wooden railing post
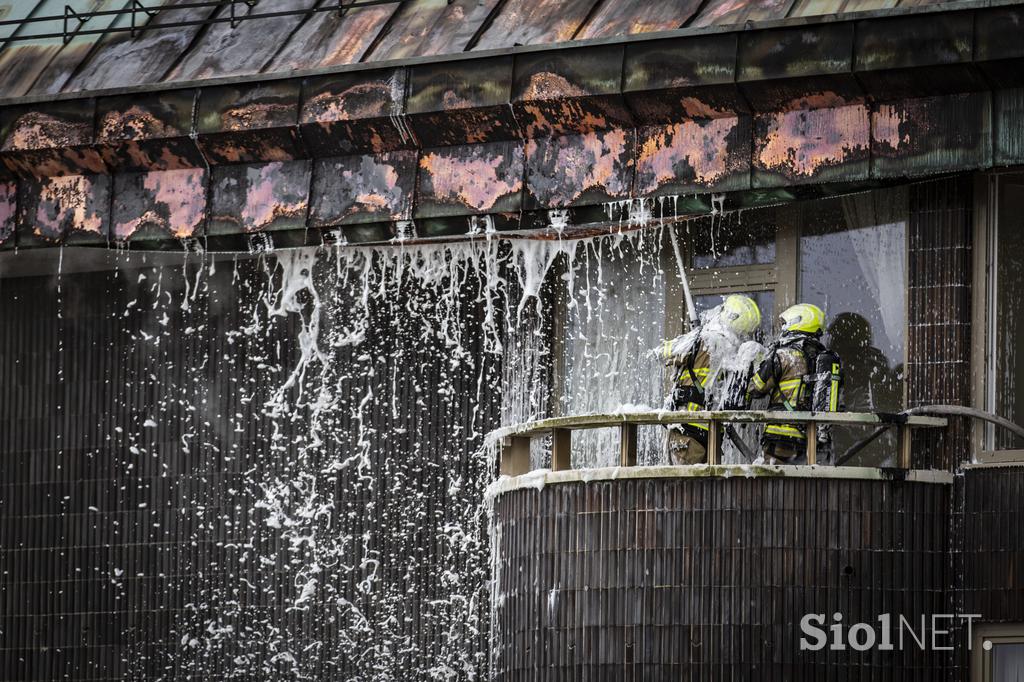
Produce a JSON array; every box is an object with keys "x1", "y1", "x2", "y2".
[
  {"x1": 552, "y1": 428, "x2": 572, "y2": 471},
  {"x1": 500, "y1": 436, "x2": 531, "y2": 477},
  {"x1": 806, "y1": 422, "x2": 817, "y2": 465},
  {"x1": 619, "y1": 423, "x2": 637, "y2": 467},
  {"x1": 897, "y1": 424, "x2": 913, "y2": 469},
  {"x1": 706, "y1": 419, "x2": 719, "y2": 465}
]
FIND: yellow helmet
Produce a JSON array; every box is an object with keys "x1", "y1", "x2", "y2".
[
  {"x1": 780, "y1": 303, "x2": 825, "y2": 335},
  {"x1": 721, "y1": 294, "x2": 761, "y2": 335}
]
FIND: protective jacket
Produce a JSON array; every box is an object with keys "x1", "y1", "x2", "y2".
[
  {"x1": 747, "y1": 332, "x2": 826, "y2": 442},
  {"x1": 666, "y1": 339, "x2": 712, "y2": 435}
]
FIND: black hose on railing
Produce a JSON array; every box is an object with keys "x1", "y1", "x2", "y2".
[{"x1": 837, "y1": 404, "x2": 1024, "y2": 465}]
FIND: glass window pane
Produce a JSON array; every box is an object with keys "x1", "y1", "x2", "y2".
[
  {"x1": 994, "y1": 175, "x2": 1024, "y2": 450},
  {"x1": 799, "y1": 188, "x2": 908, "y2": 465},
  {"x1": 992, "y1": 642, "x2": 1024, "y2": 681},
  {"x1": 690, "y1": 209, "x2": 779, "y2": 269}
]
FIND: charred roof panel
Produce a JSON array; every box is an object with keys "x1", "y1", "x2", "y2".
[
  {"x1": 690, "y1": 0, "x2": 797, "y2": 28},
  {"x1": 300, "y1": 69, "x2": 413, "y2": 155},
  {"x1": 95, "y1": 89, "x2": 203, "y2": 172},
  {"x1": 263, "y1": 2, "x2": 399, "y2": 73},
  {"x1": 398, "y1": 0, "x2": 502, "y2": 57},
  {"x1": 575, "y1": 0, "x2": 704, "y2": 39},
  {"x1": 0, "y1": 0, "x2": 1002, "y2": 99},
  {"x1": 471, "y1": 0, "x2": 601, "y2": 50},
  {"x1": 0, "y1": 0, "x2": 125, "y2": 99},
  {"x1": 166, "y1": 0, "x2": 319, "y2": 82},
  {"x1": 369, "y1": 0, "x2": 503, "y2": 60},
  {"x1": 406, "y1": 56, "x2": 518, "y2": 146},
  {"x1": 57, "y1": 0, "x2": 218, "y2": 94}
]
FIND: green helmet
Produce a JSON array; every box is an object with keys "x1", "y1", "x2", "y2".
[
  {"x1": 721, "y1": 294, "x2": 761, "y2": 335},
  {"x1": 780, "y1": 303, "x2": 825, "y2": 335}
]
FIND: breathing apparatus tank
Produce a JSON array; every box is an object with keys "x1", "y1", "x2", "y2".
[
  {"x1": 809, "y1": 349, "x2": 843, "y2": 463},
  {"x1": 811, "y1": 350, "x2": 843, "y2": 413}
]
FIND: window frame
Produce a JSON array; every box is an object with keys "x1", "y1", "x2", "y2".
[
  {"x1": 973, "y1": 172, "x2": 1024, "y2": 461},
  {"x1": 972, "y1": 623, "x2": 1024, "y2": 682}
]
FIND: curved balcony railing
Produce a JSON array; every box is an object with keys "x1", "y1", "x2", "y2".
[{"x1": 490, "y1": 410, "x2": 948, "y2": 477}]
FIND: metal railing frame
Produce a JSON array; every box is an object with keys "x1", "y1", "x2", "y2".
[{"x1": 493, "y1": 410, "x2": 948, "y2": 477}]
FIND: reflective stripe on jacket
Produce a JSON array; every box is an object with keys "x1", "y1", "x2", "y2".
[
  {"x1": 748, "y1": 342, "x2": 812, "y2": 441},
  {"x1": 669, "y1": 342, "x2": 712, "y2": 432}
]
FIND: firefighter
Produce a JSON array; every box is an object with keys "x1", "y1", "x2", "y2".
[
  {"x1": 663, "y1": 294, "x2": 762, "y2": 464},
  {"x1": 747, "y1": 302, "x2": 828, "y2": 464}
]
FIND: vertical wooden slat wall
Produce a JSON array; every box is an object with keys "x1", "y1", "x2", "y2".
[
  {"x1": 907, "y1": 176, "x2": 973, "y2": 472},
  {"x1": 491, "y1": 477, "x2": 950, "y2": 681},
  {"x1": 0, "y1": 261, "x2": 501, "y2": 680},
  {"x1": 947, "y1": 466, "x2": 1024, "y2": 681}
]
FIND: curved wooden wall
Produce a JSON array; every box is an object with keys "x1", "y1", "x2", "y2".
[{"x1": 491, "y1": 473, "x2": 950, "y2": 681}]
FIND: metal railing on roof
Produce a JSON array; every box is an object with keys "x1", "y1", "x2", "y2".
[
  {"x1": 492, "y1": 410, "x2": 949, "y2": 477},
  {"x1": 0, "y1": 0, "x2": 424, "y2": 44}
]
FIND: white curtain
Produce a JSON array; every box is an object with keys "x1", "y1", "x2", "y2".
[{"x1": 841, "y1": 188, "x2": 907, "y2": 356}]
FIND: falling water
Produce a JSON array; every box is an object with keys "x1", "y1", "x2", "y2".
[{"x1": 0, "y1": 209, "x2": 768, "y2": 679}]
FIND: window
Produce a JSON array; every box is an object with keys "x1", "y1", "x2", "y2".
[
  {"x1": 679, "y1": 191, "x2": 909, "y2": 466},
  {"x1": 973, "y1": 625, "x2": 1024, "y2": 682},
  {"x1": 982, "y1": 174, "x2": 1024, "y2": 453},
  {"x1": 548, "y1": 186, "x2": 910, "y2": 467},
  {"x1": 799, "y1": 188, "x2": 908, "y2": 464}
]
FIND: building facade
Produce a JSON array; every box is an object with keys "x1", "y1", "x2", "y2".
[{"x1": 0, "y1": 0, "x2": 1023, "y2": 680}]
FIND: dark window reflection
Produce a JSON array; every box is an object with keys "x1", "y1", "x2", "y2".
[
  {"x1": 995, "y1": 175, "x2": 1024, "y2": 450},
  {"x1": 691, "y1": 211, "x2": 778, "y2": 269},
  {"x1": 992, "y1": 642, "x2": 1024, "y2": 681},
  {"x1": 800, "y1": 188, "x2": 908, "y2": 465}
]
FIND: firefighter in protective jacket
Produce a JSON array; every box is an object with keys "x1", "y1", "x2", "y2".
[
  {"x1": 663, "y1": 294, "x2": 762, "y2": 464},
  {"x1": 747, "y1": 303, "x2": 828, "y2": 463}
]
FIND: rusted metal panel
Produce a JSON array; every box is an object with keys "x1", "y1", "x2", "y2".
[
  {"x1": 974, "y1": 7, "x2": 1024, "y2": 88},
  {"x1": 635, "y1": 118, "x2": 751, "y2": 196},
  {"x1": 512, "y1": 45, "x2": 632, "y2": 138},
  {"x1": 95, "y1": 89, "x2": 203, "y2": 172},
  {"x1": 264, "y1": 3, "x2": 397, "y2": 73},
  {"x1": 15, "y1": 173, "x2": 109, "y2": 244},
  {"x1": 871, "y1": 92, "x2": 992, "y2": 179},
  {"x1": 300, "y1": 70, "x2": 414, "y2": 156},
  {"x1": 753, "y1": 98, "x2": 870, "y2": 187},
  {"x1": 854, "y1": 13, "x2": 983, "y2": 97},
  {"x1": 111, "y1": 167, "x2": 207, "y2": 241},
  {"x1": 995, "y1": 88, "x2": 1024, "y2": 167},
  {"x1": 623, "y1": 34, "x2": 744, "y2": 125},
  {"x1": 407, "y1": 57, "x2": 518, "y2": 146},
  {"x1": 0, "y1": 101, "x2": 106, "y2": 177},
  {"x1": 575, "y1": 0, "x2": 701, "y2": 39},
  {"x1": 165, "y1": 0, "x2": 317, "y2": 82},
  {"x1": 309, "y1": 151, "x2": 417, "y2": 226},
  {"x1": 415, "y1": 141, "x2": 524, "y2": 217},
  {"x1": 524, "y1": 129, "x2": 634, "y2": 208},
  {"x1": 60, "y1": 0, "x2": 218, "y2": 94},
  {"x1": 690, "y1": 0, "x2": 796, "y2": 28},
  {"x1": 208, "y1": 160, "x2": 310, "y2": 235},
  {"x1": 472, "y1": 0, "x2": 600, "y2": 50},
  {"x1": 196, "y1": 81, "x2": 303, "y2": 164},
  {"x1": 737, "y1": 24, "x2": 860, "y2": 111},
  {"x1": 0, "y1": 180, "x2": 16, "y2": 246}
]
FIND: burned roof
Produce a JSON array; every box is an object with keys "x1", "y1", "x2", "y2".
[{"x1": 0, "y1": 0, "x2": 954, "y2": 99}]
